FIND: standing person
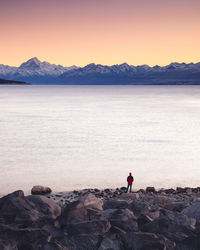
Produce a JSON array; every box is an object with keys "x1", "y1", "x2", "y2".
[{"x1": 126, "y1": 172, "x2": 134, "y2": 193}]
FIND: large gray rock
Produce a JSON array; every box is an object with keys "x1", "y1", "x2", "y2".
[
  {"x1": 0, "y1": 238, "x2": 17, "y2": 250},
  {"x1": 141, "y1": 209, "x2": 196, "y2": 239},
  {"x1": 147, "y1": 211, "x2": 160, "y2": 221},
  {"x1": 128, "y1": 201, "x2": 149, "y2": 217},
  {"x1": 60, "y1": 193, "x2": 103, "y2": 225},
  {"x1": 146, "y1": 187, "x2": 156, "y2": 193},
  {"x1": 141, "y1": 215, "x2": 195, "y2": 237},
  {"x1": 80, "y1": 193, "x2": 103, "y2": 210},
  {"x1": 0, "y1": 190, "x2": 61, "y2": 228},
  {"x1": 67, "y1": 220, "x2": 111, "y2": 236},
  {"x1": 137, "y1": 214, "x2": 153, "y2": 229},
  {"x1": 60, "y1": 200, "x2": 88, "y2": 224},
  {"x1": 163, "y1": 231, "x2": 190, "y2": 244},
  {"x1": 121, "y1": 193, "x2": 139, "y2": 200},
  {"x1": 26, "y1": 195, "x2": 61, "y2": 220},
  {"x1": 31, "y1": 185, "x2": 52, "y2": 195},
  {"x1": 182, "y1": 202, "x2": 200, "y2": 222},
  {"x1": 103, "y1": 199, "x2": 129, "y2": 210},
  {"x1": 0, "y1": 224, "x2": 50, "y2": 250},
  {"x1": 120, "y1": 232, "x2": 168, "y2": 250},
  {"x1": 98, "y1": 233, "x2": 121, "y2": 250},
  {"x1": 100, "y1": 208, "x2": 138, "y2": 232},
  {"x1": 164, "y1": 202, "x2": 190, "y2": 212},
  {"x1": 0, "y1": 190, "x2": 40, "y2": 226},
  {"x1": 159, "y1": 209, "x2": 196, "y2": 229},
  {"x1": 43, "y1": 242, "x2": 68, "y2": 250},
  {"x1": 61, "y1": 234, "x2": 100, "y2": 250},
  {"x1": 175, "y1": 234, "x2": 200, "y2": 250}
]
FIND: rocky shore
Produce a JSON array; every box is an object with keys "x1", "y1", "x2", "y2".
[{"x1": 1, "y1": 186, "x2": 200, "y2": 249}]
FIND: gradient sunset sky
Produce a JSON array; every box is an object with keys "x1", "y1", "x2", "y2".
[{"x1": 1, "y1": 0, "x2": 200, "y2": 67}]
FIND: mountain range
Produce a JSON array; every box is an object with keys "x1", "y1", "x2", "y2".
[{"x1": 0, "y1": 57, "x2": 200, "y2": 85}]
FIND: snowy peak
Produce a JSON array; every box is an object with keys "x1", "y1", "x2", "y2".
[
  {"x1": 17, "y1": 58, "x2": 78, "y2": 76},
  {"x1": 19, "y1": 57, "x2": 41, "y2": 70}
]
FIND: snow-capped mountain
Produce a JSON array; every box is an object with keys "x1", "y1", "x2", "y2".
[
  {"x1": 0, "y1": 57, "x2": 78, "y2": 81},
  {"x1": 17, "y1": 57, "x2": 78, "y2": 76},
  {"x1": 0, "y1": 58, "x2": 200, "y2": 84}
]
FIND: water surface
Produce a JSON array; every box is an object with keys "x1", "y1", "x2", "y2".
[{"x1": 0, "y1": 85, "x2": 200, "y2": 195}]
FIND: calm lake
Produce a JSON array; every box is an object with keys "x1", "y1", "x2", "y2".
[{"x1": 0, "y1": 85, "x2": 200, "y2": 196}]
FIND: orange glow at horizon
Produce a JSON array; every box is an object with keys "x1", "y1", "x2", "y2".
[{"x1": 0, "y1": 0, "x2": 200, "y2": 67}]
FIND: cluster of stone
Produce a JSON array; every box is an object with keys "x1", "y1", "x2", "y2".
[{"x1": 0, "y1": 186, "x2": 200, "y2": 249}]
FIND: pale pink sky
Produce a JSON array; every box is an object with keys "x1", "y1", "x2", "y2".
[{"x1": 0, "y1": 0, "x2": 200, "y2": 66}]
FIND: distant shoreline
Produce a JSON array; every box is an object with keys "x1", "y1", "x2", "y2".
[{"x1": 0, "y1": 78, "x2": 29, "y2": 85}]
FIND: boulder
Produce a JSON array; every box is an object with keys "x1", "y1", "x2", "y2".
[
  {"x1": 67, "y1": 220, "x2": 111, "y2": 236},
  {"x1": 176, "y1": 187, "x2": 190, "y2": 194},
  {"x1": 60, "y1": 193, "x2": 104, "y2": 225},
  {"x1": 163, "y1": 188, "x2": 176, "y2": 194},
  {"x1": 61, "y1": 234, "x2": 100, "y2": 250},
  {"x1": 153, "y1": 195, "x2": 171, "y2": 204},
  {"x1": 147, "y1": 211, "x2": 160, "y2": 221},
  {"x1": 31, "y1": 185, "x2": 52, "y2": 195},
  {"x1": 98, "y1": 233, "x2": 121, "y2": 250},
  {"x1": 128, "y1": 201, "x2": 149, "y2": 217},
  {"x1": 121, "y1": 193, "x2": 139, "y2": 200},
  {"x1": 185, "y1": 188, "x2": 193, "y2": 194},
  {"x1": 137, "y1": 189, "x2": 145, "y2": 194},
  {"x1": 100, "y1": 208, "x2": 138, "y2": 232},
  {"x1": 26, "y1": 195, "x2": 61, "y2": 220},
  {"x1": 0, "y1": 224, "x2": 50, "y2": 250},
  {"x1": 159, "y1": 209, "x2": 196, "y2": 229},
  {"x1": 120, "y1": 187, "x2": 127, "y2": 192},
  {"x1": 182, "y1": 202, "x2": 200, "y2": 222},
  {"x1": 175, "y1": 234, "x2": 200, "y2": 250},
  {"x1": 103, "y1": 199, "x2": 129, "y2": 210},
  {"x1": 43, "y1": 242, "x2": 68, "y2": 250},
  {"x1": 0, "y1": 190, "x2": 63, "y2": 228},
  {"x1": 80, "y1": 193, "x2": 103, "y2": 210},
  {"x1": 60, "y1": 201, "x2": 88, "y2": 224},
  {"x1": 86, "y1": 208, "x2": 107, "y2": 221},
  {"x1": 146, "y1": 187, "x2": 156, "y2": 193},
  {"x1": 120, "y1": 232, "x2": 167, "y2": 250},
  {"x1": 163, "y1": 231, "x2": 189, "y2": 244},
  {"x1": 0, "y1": 238, "x2": 17, "y2": 250},
  {"x1": 164, "y1": 202, "x2": 190, "y2": 212},
  {"x1": 0, "y1": 190, "x2": 40, "y2": 226},
  {"x1": 191, "y1": 188, "x2": 199, "y2": 193},
  {"x1": 137, "y1": 214, "x2": 153, "y2": 229},
  {"x1": 141, "y1": 215, "x2": 195, "y2": 236}
]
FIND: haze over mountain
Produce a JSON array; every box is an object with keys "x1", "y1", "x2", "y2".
[{"x1": 0, "y1": 57, "x2": 200, "y2": 85}]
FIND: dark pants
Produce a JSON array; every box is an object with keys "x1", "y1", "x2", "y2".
[{"x1": 126, "y1": 184, "x2": 132, "y2": 193}]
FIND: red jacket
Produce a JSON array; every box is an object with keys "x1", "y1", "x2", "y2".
[{"x1": 127, "y1": 175, "x2": 134, "y2": 184}]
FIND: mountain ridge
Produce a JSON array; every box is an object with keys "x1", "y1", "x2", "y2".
[{"x1": 0, "y1": 57, "x2": 200, "y2": 85}]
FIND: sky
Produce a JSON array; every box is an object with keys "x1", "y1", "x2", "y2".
[{"x1": 0, "y1": 0, "x2": 200, "y2": 67}]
